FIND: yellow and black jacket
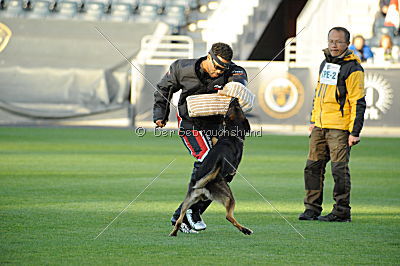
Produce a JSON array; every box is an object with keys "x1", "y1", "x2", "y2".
[{"x1": 311, "y1": 49, "x2": 366, "y2": 136}]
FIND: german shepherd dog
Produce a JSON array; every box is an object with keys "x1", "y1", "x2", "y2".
[{"x1": 169, "y1": 98, "x2": 253, "y2": 236}]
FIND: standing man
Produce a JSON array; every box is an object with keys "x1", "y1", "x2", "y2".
[
  {"x1": 299, "y1": 27, "x2": 366, "y2": 222},
  {"x1": 153, "y1": 43, "x2": 248, "y2": 232}
]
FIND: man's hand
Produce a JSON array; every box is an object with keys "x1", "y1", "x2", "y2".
[
  {"x1": 309, "y1": 124, "x2": 315, "y2": 134},
  {"x1": 155, "y1": 120, "x2": 166, "y2": 128},
  {"x1": 348, "y1": 135, "x2": 360, "y2": 147}
]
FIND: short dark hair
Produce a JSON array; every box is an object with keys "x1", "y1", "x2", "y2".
[
  {"x1": 352, "y1": 35, "x2": 365, "y2": 44},
  {"x1": 328, "y1": 27, "x2": 351, "y2": 43},
  {"x1": 211, "y1": 42, "x2": 233, "y2": 61}
]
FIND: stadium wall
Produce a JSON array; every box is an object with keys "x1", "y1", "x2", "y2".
[{"x1": 0, "y1": 18, "x2": 159, "y2": 125}]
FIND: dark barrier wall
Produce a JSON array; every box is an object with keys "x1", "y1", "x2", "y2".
[
  {"x1": 135, "y1": 62, "x2": 400, "y2": 128},
  {"x1": 362, "y1": 67, "x2": 399, "y2": 127},
  {"x1": 0, "y1": 18, "x2": 158, "y2": 121},
  {"x1": 244, "y1": 66, "x2": 313, "y2": 126}
]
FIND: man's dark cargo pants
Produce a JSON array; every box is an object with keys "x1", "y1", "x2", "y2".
[{"x1": 304, "y1": 127, "x2": 352, "y2": 218}]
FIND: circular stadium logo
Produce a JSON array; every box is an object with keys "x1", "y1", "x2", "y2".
[
  {"x1": 0, "y1": 23, "x2": 12, "y2": 53},
  {"x1": 364, "y1": 73, "x2": 393, "y2": 120},
  {"x1": 258, "y1": 74, "x2": 304, "y2": 119}
]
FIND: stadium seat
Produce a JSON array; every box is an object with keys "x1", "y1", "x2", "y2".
[
  {"x1": 53, "y1": 1, "x2": 78, "y2": 19},
  {"x1": 163, "y1": 5, "x2": 186, "y2": 34},
  {"x1": 85, "y1": 0, "x2": 110, "y2": 5},
  {"x1": 163, "y1": 5, "x2": 186, "y2": 27},
  {"x1": 56, "y1": 0, "x2": 83, "y2": 10},
  {"x1": 28, "y1": 0, "x2": 56, "y2": 10},
  {"x1": 6, "y1": 0, "x2": 31, "y2": 9},
  {"x1": 85, "y1": 0, "x2": 110, "y2": 11},
  {"x1": 0, "y1": 0, "x2": 24, "y2": 17},
  {"x1": 109, "y1": 2, "x2": 133, "y2": 22},
  {"x1": 166, "y1": 0, "x2": 197, "y2": 10},
  {"x1": 26, "y1": 0, "x2": 51, "y2": 18},
  {"x1": 136, "y1": 3, "x2": 158, "y2": 22},
  {"x1": 139, "y1": 0, "x2": 163, "y2": 9},
  {"x1": 80, "y1": 1, "x2": 104, "y2": 20},
  {"x1": 112, "y1": 0, "x2": 138, "y2": 10}
]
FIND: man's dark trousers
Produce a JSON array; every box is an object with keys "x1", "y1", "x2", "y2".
[{"x1": 304, "y1": 127, "x2": 352, "y2": 218}]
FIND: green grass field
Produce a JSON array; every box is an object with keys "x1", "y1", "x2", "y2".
[{"x1": 1, "y1": 126, "x2": 399, "y2": 265}]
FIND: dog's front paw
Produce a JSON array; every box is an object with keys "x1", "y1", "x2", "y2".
[
  {"x1": 169, "y1": 229, "x2": 178, "y2": 237},
  {"x1": 169, "y1": 231, "x2": 178, "y2": 237},
  {"x1": 240, "y1": 227, "x2": 253, "y2": 235}
]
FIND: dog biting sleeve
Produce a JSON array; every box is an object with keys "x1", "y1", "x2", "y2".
[
  {"x1": 186, "y1": 94, "x2": 231, "y2": 117},
  {"x1": 218, "y1": 82, "x2": 255, "y2": 112},
  {"x1": 186, "y1": 82, "x2": 255, "y2": 117}
]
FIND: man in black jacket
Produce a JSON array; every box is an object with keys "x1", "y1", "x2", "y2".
[{"x1": 153, "y1": 43, "x2": 248, "y2": 233}]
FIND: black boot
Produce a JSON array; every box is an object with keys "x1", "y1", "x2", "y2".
[{"x1": 299, "y1": 209, "x2": 319, "y2": 220}]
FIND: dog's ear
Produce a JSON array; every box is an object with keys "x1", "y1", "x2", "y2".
[
  {"x1": 230, "y1": 97, "x2": 239, "y2": 107},
  {"x1": 226, "y1": 98, "x2": 240, "y2": 120}
]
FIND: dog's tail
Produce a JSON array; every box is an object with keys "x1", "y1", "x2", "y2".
[{"x1": 193, "y1": 166, "x2": 220, "y2": 189}]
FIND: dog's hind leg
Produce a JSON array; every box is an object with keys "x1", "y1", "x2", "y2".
[
  {"x1": 224, "y1": 196, "x2": 253, "y2": 235},
  {"x1": 216, "y1": 183, "x2": 253, "y2": 235}
]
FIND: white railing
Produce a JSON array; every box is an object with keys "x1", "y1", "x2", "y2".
[
  {"x1": 284, "y1": 38, "x2": 297, "y2": 66},
  {"x1": 130, "y1": 33, "x2": 194, "y2": 105},
  {"x1": 139, "y1": 35, "x2": 194, "y2": 63}
]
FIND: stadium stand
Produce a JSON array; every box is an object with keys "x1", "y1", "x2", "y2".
[{"x1": 0, "y1": 0, "x2": 195, "y2": 29}]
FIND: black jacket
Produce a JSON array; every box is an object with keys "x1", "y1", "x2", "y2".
[{"x1": 153, "y1": 57, "x2": 247, "y2": 130}]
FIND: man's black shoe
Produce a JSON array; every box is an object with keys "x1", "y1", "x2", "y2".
[
  {"x1": 298, "y1": 209, "x2": 319, "y2": 220},
  {"x1": 317, "y1": 213, "x2": 351, "y2": 222}
]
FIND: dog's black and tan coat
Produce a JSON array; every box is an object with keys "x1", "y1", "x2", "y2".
[{"x1": 170, "y1": 98, "x2": 253, "y2": 236}]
